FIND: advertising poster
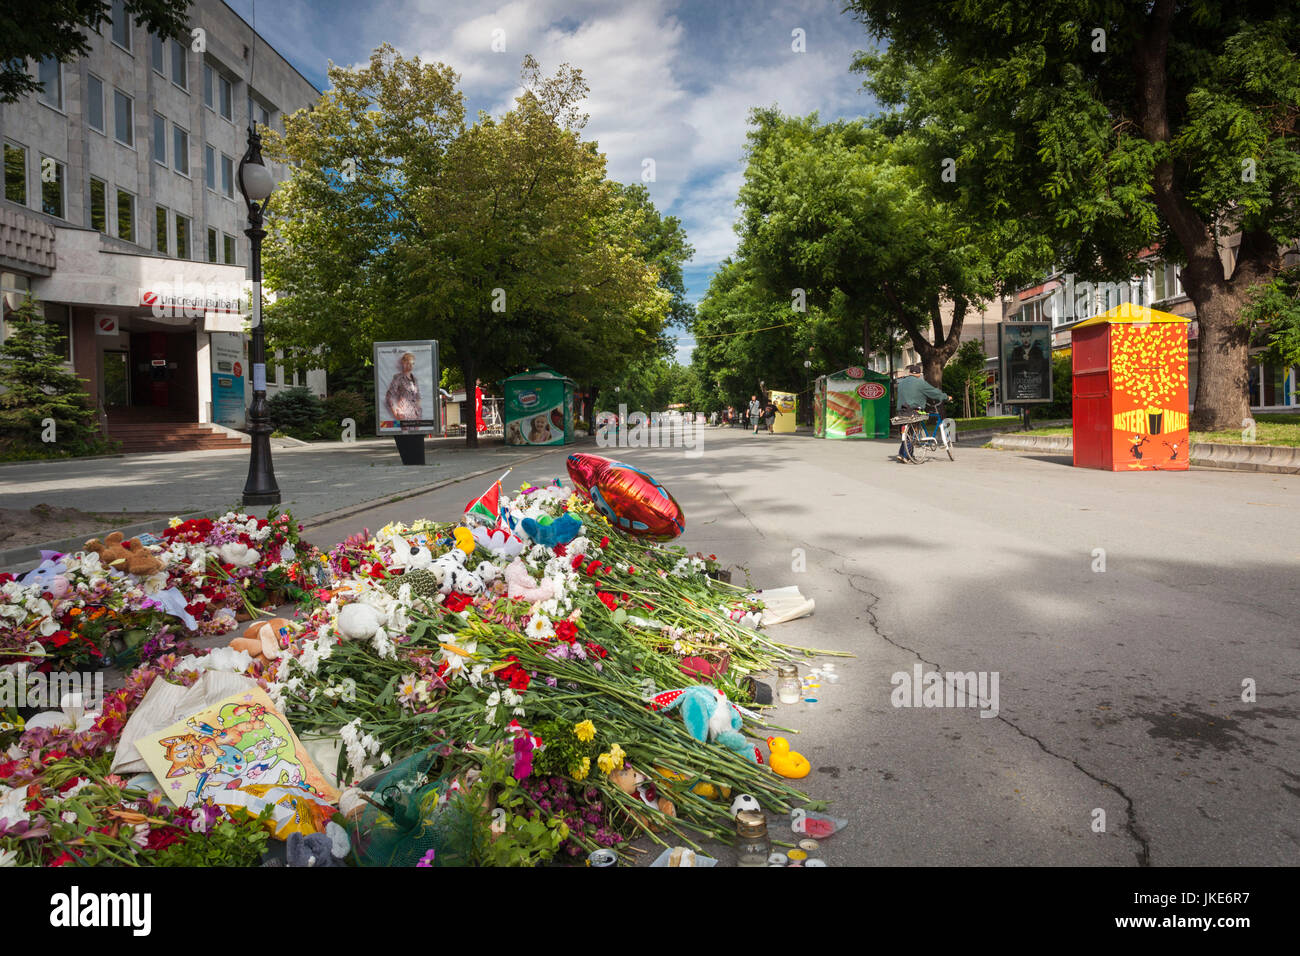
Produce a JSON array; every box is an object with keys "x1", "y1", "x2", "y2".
[
  {"x1": 209, "y1": 331, "x2": 246, "y2": 429},
  {"x1": 1108, "y1": 321, "x2": 1190, "y2": 471},
  {"x1": 770, "y1": 390, "x2": 797, "y2": 433},
  {"x1": 505, "y1": 378, "x2": 566, "y2": 446},
  {"x1": 374, "y1": 340, "x2": 439, "y2": 435},
  {"x1": 999, "y1": 322, "x2": 1053, "y2": 404},
  {"x1": 822, "y1": 367, "x2": 890, "y2": 439}
]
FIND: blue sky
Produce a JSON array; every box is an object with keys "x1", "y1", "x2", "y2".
[{"x1": 225, "y1": 0, "x2": 880, "y2": 361}]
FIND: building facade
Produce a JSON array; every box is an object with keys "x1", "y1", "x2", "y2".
[{"x1": 0, "y1": 0, "x2": 323, "y2": 445}]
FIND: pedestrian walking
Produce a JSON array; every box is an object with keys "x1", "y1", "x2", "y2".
[
  {"x1": 748, "y1": 395, "x2": 762, "y2": 433},
  {"x1": 763, "y1": 399, "x2": 778, "y2": 434}
]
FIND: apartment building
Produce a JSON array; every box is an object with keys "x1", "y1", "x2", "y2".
[{"x1": 0, "y1": 0, "x2": 323, "y2": 448}]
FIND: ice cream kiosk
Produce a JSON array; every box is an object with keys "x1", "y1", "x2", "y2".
[
  {"x1": 502, "y1": 366, "x2": 576, "y2": 446},
  {"x1": 814, "y1": 367, "x2": 890, "y2": 439},
  {"x1": 1071, "y1": 305, "x2": 1190, "y2": 471}
]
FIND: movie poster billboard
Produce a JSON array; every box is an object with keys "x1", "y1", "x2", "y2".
[
  {"x1": 998, "y1": 322, "x2": 1053, "y2": 404},
  {"x1": 374, "y1": 340, "x2": 440, "y2": 435}
]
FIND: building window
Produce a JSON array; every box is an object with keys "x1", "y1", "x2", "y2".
[
  {"x1": 221, "y1": 154, "x2": 234, "y2": 197},
  {"x1": 171, "y1": 39, "x2": 187, "y2": 89},
  {"x1": 219, "y1": 74, "x2": 232, "y2": 121},
  {"x1": 176, "y1": 214, "x2": 191, "y2": 259},
  {"x1": 89, "y1": 177, "x2": 107, "y2": 232},
  {"x1": 3, "y1": 142, "x2": 26, "y2": 206},
  {"x1": 116, "y1": 188, "x2": 135, "y2": 242},
  {"x1": 114, "y1": 89, "x2": 134, "y2": 146},
  {"x1": 203, "y1": 64, "x2": 214, "y2": 109},
  {"x1": 37, "y1": 57, "x2": 62, "y2": 110},
  {"x1": 151, "y1": 34, "x2": 165, "y2": 74},
  {"x1": 155, "y1": 205, "x2": 168, "y2": 254},
  {"x1": 87, "y1": 74, "x2": 105, "y2": 132},
  {"x1": 207, "y1": 227, "x2": 218, "y2": 263},
  {"x1": 152, "y1": 113, "x2": 166, "y2": 165},
  {"x1": 43, "y1": 303, "x2": 72, "y2": 362},
  {"x1": 204, "y1": 144, "x2": 215, "y2": 190},
  {"x1": 172, "y1": 125, "x2": 189, "y2": 175},
  {"x1": 249, "y1": 95, "x2": 273, "y2": 129},
  {"x1": 223, "y1": 233, "x2": 236, "y2": 265},
  {"x1": 40, "y1": 157, "x2": 65, "y2": 218},
  {"x1": 1153, "y1": 262, "x2": 1183, "y2": 303},
  {"x1": 111, "y1": 0, "x2": 132, "y2": 52}
]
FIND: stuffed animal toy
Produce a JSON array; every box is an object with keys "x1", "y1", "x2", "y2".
[
  {"x1": 471, "y1": 523, "x2": 525, "y2": 557},
  {"x1": 217, "y1": 542, "x2": 260, "y2": 568},
  {"x1": 519, "y1": 513, "x2": 583, "y2": 548},
  {"x1": 609, "y1": 767, "x2": 676, "y2": 827},
  {"x1": 388, "y1": 534, "x2": 434, "y2": 572},
  {"x1": 444, "y1": 565, "x2": 483, "y2": 597},
  {"x1": 503, "y1": 559, "x2": 555, "y2": 603},
  {"x1": 451, "y1": 527, "x2": 476, "y2": 555},
  {"x1": 229, "y1": 617, "x2": 290, "y2": 662},
  {"x1": 284, "y1": 830, "x2": 345, "y2": 867},
  {"x1": 337, "y1": 602, "x2": 383, "y2": 641},
  {"x1": 83, "y1": 532, "x2": 164, "y2": 577},
  {"x1": 657, "y1": 685, "x2": 761, "y2": 764}
]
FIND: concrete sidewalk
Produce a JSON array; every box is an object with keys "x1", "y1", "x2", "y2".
[{"x1": 0, "y1": 436, "x2": 585, "y2": 566}]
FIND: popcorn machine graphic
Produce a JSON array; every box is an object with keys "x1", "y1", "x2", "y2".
[{"x1": 1071, "y1": 305, "x2": 1191, "y2": 471}]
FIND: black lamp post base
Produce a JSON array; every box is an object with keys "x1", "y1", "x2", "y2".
[{"x1": 242, "y1": 490, "x2": 282, "y2": 506}]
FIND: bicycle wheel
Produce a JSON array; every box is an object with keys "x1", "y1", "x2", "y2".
[{"x1": 902, "y1": 430, "x2": 917, "y2": 462}]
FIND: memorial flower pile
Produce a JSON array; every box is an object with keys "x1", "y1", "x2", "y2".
[{"x1": 1, "y1": 476, "x2": 841, "y2": 866}]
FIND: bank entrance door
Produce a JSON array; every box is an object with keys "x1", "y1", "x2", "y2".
[{"x1": 103, "y1": 350, "x2": 130, "y2": 408}]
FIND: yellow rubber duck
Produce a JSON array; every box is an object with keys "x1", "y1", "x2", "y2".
[{"x1": 766, "y1": 736, "x2": 811, "y2": 779}]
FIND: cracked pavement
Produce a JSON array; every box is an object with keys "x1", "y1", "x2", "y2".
[{"x1": 306, "y1": 425, "x2": 1299, "y2": 866}]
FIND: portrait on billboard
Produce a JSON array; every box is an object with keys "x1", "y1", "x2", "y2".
[
  {"x1": 374, "y1": 340, "x2": 439, "y2": 435},
  {"x1": 999, "y1": 322, "x2": 1053, "y2": 404}
]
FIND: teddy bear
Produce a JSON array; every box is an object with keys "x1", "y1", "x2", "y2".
[
  {"x1": 503, "y1": 558, "x2": 555, "y2": 603},
  {"x1": 83, "y1": 532, "x2": 164, "y2": 577},
  {"x1": 228, "y1": 617, "x2": 291, "y2": 662},
  {"x1": 337, "y1": 602, "x2": 384, "y2": 641},
  {"x1": 609, "y1": 767, "x2": 676, "y2": 828}
]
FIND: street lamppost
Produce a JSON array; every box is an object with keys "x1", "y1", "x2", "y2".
[
  {"x1": 238, "y1": 123, "x2": 281, "y2": 506},
  {"x1": 804, "y1": 359, "x2": 812, "y2": 427}
]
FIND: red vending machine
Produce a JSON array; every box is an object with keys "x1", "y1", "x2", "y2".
[{"x1": 1072, "y1": 305, "x2": 1191, "y2": 471}]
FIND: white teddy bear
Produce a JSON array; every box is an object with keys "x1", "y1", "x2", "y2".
[{"x1": 389, "y1": 534, "x2": 434, "y2": 571}]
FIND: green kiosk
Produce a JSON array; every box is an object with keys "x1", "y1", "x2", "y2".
[
  {"x1": 502, "y1": 366, "x2": 577, "y2": 446},
  {"x1": 813, "y1": 366, "x2": 891, "y2": 439}
]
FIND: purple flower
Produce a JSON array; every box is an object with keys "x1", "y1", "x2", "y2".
[{"x1": 416, "y1": 848, "x2": 436, "y2": 867}]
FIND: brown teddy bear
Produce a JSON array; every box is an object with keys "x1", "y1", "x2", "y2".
[
  {"x1": 228, "y1": 617, "x2": 291, "y2": 662},
  {"x1": 609, "y1": 767, "x2": 676, "y2": 829},
  {"x1": 83, "y1": 532, "x2": 164, "y2": 576}
]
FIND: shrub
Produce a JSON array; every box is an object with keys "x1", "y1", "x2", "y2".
[
  {"x1": 267, "y1": 386, "x2": 325, "y2": 439},
  {"x1": 324, "y1": 389, "x2": 373, "y2": 435}
]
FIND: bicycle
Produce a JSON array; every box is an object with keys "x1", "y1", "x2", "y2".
[{"x1": 892, "y1": 400, "x2": 956, "y2": 463}]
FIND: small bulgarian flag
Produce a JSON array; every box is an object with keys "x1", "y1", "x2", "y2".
[{"x1": 465, "y1": 469, "x2": 511, "y2": 524}]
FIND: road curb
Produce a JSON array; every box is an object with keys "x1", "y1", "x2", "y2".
[
  {"x1": 989, "y1": 434, "x2": 1300, "y2": 474},
  {"x1": 298, "y1": 449, "x2": 555, "y2": 531}
]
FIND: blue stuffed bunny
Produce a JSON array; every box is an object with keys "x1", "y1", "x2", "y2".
[{"x1": 662, "y1": 685, "x2": 759, "y2": 764}]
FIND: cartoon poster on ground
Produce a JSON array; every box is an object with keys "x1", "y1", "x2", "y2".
[{"x1": 136, "y1": 687, "x2": 339, "y2": 815}]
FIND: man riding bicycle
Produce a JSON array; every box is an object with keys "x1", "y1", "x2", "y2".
[{"x1": 895, "y1": 364, "x2": 949, "y2": 463}]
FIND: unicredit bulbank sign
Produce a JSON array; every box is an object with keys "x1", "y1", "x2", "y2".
[{"x1": 139, "y1": 279, "x2": 247, "y2": 319}]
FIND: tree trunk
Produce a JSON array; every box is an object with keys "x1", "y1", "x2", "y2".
[
  {"x1": 862, "y1": 313, "x2": 873, "y2": 368},
  {"x1": 461, "y1": 350, "x2": 478, "y2": 448},
  {"x1": 1188, "y1": 289, "x2": 1251, "y2": 431}
]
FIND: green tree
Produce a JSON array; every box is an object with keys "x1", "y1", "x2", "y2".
[
  {"x1": 737, "y1": 109, "x2": 1000, "y2": 388},
  {"x1": 1241, "y1": 267, "x2": 1300, "y2": 372},
  {"x1": 0, "y1": 299, "x2": 106, "y2": 458},
  {"x1": 1, "y1": 0, "x2": 192, "y2": 103},
  {"x1": 847, "y1": 0, "x2": 1300, "y2": 428},
  {"x1": 265, "y1": 49, "x2": 671, "y2": 447},
  {"x1": 942, "y1": 340, "x2": 992, "y2": 418}
]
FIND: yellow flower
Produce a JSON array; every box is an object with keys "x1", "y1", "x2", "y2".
[
  {"x1": 574, "y1": 720, "x2": 596, "y2": 743},
  {"x1": 572, "y1": 756, "x2": 591, "y2": 781},
  {"x1": 597, "y1": 752, "x2": 616, "y2": 775},
  {"x1": 168, "y1": 517, "x2": 182, "y2": 528},
  {"x1": 608, "y1": 743, "x2": 625, "y2": 766}
]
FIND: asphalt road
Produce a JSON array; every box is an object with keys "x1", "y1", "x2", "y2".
[{"x1": 307, "y1": 425, "x2": 1300, "y2": 866}]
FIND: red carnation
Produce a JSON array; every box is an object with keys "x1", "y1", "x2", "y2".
[
  {"x1": 555, "y1": 620, "x2": 578, "y2": 643},
  {"x1": 443, "y1": 592, "x2": 474, "y2": 614},
  {"x1": 597, "y1": 591, "x2": 618, "y2": 612},
  {"x1": 599, "y1": 536, "x2": 609, "y2": 548}
]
